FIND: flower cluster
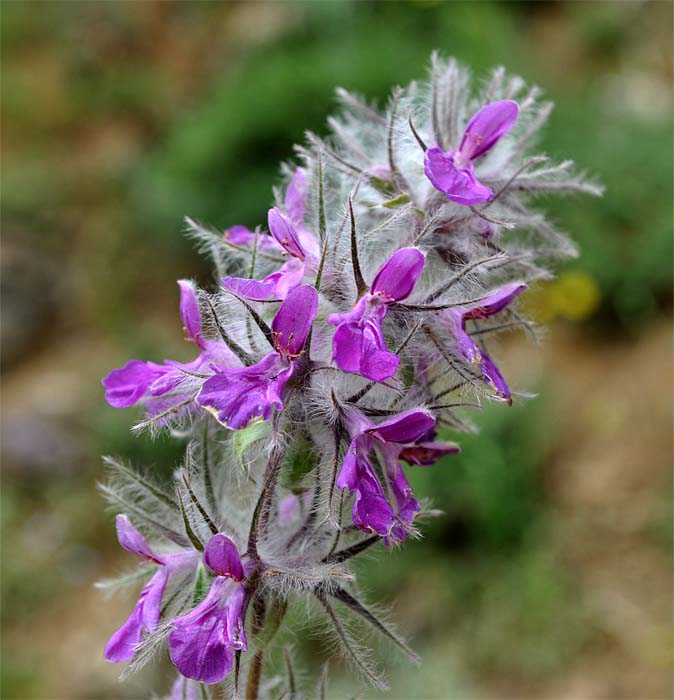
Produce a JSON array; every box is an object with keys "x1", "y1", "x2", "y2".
[{"x1": 98, "y1": 56, "x2": 600, "y2": 698}]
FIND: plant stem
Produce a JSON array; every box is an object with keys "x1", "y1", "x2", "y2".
[{"x1": 245, "y1": 651, "x2": 264, "y2": 700}]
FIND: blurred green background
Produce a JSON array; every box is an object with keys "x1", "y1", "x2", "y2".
[{"x1": 2, "y1": 2, "x2": 672, "y2": 698}]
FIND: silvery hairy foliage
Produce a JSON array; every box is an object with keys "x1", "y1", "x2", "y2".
[{"x1": 98, "y1": 54, "x2": 601, "y2": 699}]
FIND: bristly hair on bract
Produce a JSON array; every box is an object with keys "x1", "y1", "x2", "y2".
[{"x1": 98, "y1": 54, "x2": 602, "y2": 699}]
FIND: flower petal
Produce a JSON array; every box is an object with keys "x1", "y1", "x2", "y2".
[
  {"x1": 271, "y1": 284, "x2": 318, "y2": 357},
  {"x1": 284, "y1": 168, "x2": 307, "y2": 225},
  {"x1": 261, "y1": 258, "x2": 306, "y2": 300},
  {"x1": 104, "y1": 568, "x2": 168, "y2": 663},
  {"x1": 358, "y1": 322, "x2": 400, "y2": 381},
  {"x1": 459, "y1": 100, "x2": 519, "y2": 161},
  {"x1": 220, "y1": 276, "x2": 279, "y2": 301},
  {"x1": 168, "y1": 578, "x2": 234, "y2": 684},
  {"x1": 385, "y1": 467, "x2": 420, "y2": 546},
  {"x1": 424, "y1": 147, "x2": 494, "y2": 205},
  {"x1": 278, "y1": 493, "x2": 301, "y2": 525},
  {"x1": 354, "y1": 487, "x2": 396, "y2": 538},
  {"x1": 204, "y1": 534, "x2": 245, "y2": 582},
  {"x1": 115, "y1": 514, "x2": 163, "y2": 564},
  {"x1": 370, "y1": 248, "x2": 426, "y2": 301},
  {"x1": 197, "y1": 354, "x2": 291, "y2": 430},
  {"x1": 331, "y1": 322, "x2": 363, "y2": 374},
  {"x1": 461, "y1": 283, "x2": 527, "y2": 320},
  {"x1": 332, "y1": 319, "x2": 398, "y2": 382},
  {"x1": 351, "y1": 463, "x2": 396, "y2": 537},
  {"x1": 478, "y1": 350, "x2": 512, "y2": 403},
  {"x1": 224, "y1": 585, "x2": 248, "y2": 651},
  {"x1": 399, "y1": 441, "x2": 461, "y2": 466},
  {"x1": 268, "y1": 207, "x2": 305, "y2": 260},
  {"x1": 224, "y1": 225, "x2": 256, "y2": 247},
  {"x1": 102, "y1": 360, "x2": 167, "y2": 408},
  {"x1": 367, "y1": 408, "x2": 436, "y2": 445},
  {"x1": 224, "y1": 225, "x2": 282, "y2": 253},
  {"x1": 177, "y1": 280, "x2": 202, "y2": 345},
  {"x1": 336, "y1": 441, "x2": 360, "y2": 490}
]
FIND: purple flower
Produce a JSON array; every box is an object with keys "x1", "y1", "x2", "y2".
[
  {"x1": 223, "y1": 224, "x2": 284, "y2": 254},
  {"x1": 327, "y1": 247, "x2": 425, "y2": 382},
  {"x1": 424, "y1": 100, "x2": 519, "y2": 205},
  {"x1": 277, "y1": 492, "x2": 312, "y2": 526},
  {"x1": 442, "y1": 282, "x2": 527, "y2": 403},
  {"x1": 168, "y1": 534, "x2": 250, "y2": 685},
  {"x1": 197, "y1": 285, "x2": 318, "y2": 429},
  {"x1": 284, "y1": 166, "x2": 307, "y2": 225},
  {"x1": 221, "y1": 169, "x2": 319, "y2": 301},
  {"x1": 102, "y1": 281, "x2": 239, "y2": 419},
  {"x1": 104, "y1": 515, "x2": 198, "y2": 663},
  {"x1": 337, "y1": 408, "x2": 457, "y2": 546}
]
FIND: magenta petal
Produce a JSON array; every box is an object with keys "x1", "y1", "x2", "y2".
[
  {"x1": 478, "y1": 350, "x2": 512, "y2": 403},
  {"x1": 368, "y1": 408, "x2": 436, "y2": 444},
  {"x1": 385, "y1": 467, "x2": 419, "y2": 546},
  {"x1": 399, "y1": 441, "x2": 461, "y2": 466},
  {"x1": 268, "y1": 207, "x2": 305, "y2": 260},
  {"x1": 102, "y1": 360, "x2": 167, "y2": 408},
  {"x1": 224, "y1": 225, "x2": 256, "y2": 247},
  {"x1": 220, "y1": 276, "x2": 278, "y2": 301},
  {"x1": 359, "y1": 323, "x2": 400, "y2": 381},
  {"x1": 104, "y1": 568, "x2": 168, "y2": 662},
  {"x1": 104, "y1": 604, "x2": 143, "y2": 663},
  {"x1": 204, "y1": 534, "x2": 245, "y2": 581},
  {"x1": 349, "y1": 461, "x2": 395, "y2": 537},
  {"x1": 177, "y1": 280, "x2": 202, "y2": 344},
  {"x1": 278, "y1": 494, "x2": 301, "y2": 525},
  {"x1": 224, "y1": 225, "x2": 283, "y2": 254},
  {"x1": 224, "y1": 586, "x2": 247, "y2": 651},
  {"x1": 462, "y1": 283, "x2": 527, "y2": 320},
  {"x1": 271, "y1": 284, "x2": 318, "y2": 357},
  {"x1": 332, "y1": 320, "x2": 399, "y2": 382},
  {"x1": 197, "y1": 354, "x2": 291, "y2": 429},
  {"x1": 168, "y1": 578, "x2": 235, "y2": 684},
  {"x1": 459, "y1": 100, "x2": 519, "y2": 161},
  {"x1": 424, "y1": 147, "x2": 494, "y2": 205},
  {"x1": 354, "y1": 487, "x2": 396, "y2": 538},
  {"x1": 115, "y1": 514, "x2": 163, "y2": 564},
  {"x1": 262, "y1": 257, "x2": 306, "y2": 300},
  {"x1": 370, "y1": 248, "x2": 426, "y2": 301},
  {"x1": 284, "y1": 168, "x2": 307, "y2": 225},
  {"x1": 332, "y1": 323, "x2": 364, "y2": 374},
  {"x1": 336, "y1": 443, "x2": 359, "y2": 490}
]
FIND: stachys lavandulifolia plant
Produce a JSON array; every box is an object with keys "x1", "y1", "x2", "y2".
[{"x1": 98, "y1": 54, "x2": 601, "y2": 698}]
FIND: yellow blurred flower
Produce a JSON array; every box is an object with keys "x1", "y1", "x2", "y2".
[{"x1": 524, "y1": 271, "x2": 601, "y2": 323}]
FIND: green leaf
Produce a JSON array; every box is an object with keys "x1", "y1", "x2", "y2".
[
  {"x1": 381, "y1": 193, "x2": 411, "y2": 209},
  {"x1": 281, "y1": 432, "x2": 318, "y2": 493},
  {"x1": 232, "y1": 421, "x2": 271, "y2": 472},
  {"x1": 177, "y1": 489, "x2": 204, "y2": 552},
  {"x1": 192, "y1": 563, "x2": 210, "y2": 606},
  {"x1": 369, "y1": 175, "x2": 396, "y2": 195}
]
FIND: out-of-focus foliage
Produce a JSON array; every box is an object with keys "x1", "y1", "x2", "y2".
[{"x1": 1, "y1": 2, "x2": 671, "y2": 698}]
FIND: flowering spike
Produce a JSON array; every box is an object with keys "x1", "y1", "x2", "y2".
[{"x1": 98, "y1": 55, "x2": 599, "y2": 696}]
